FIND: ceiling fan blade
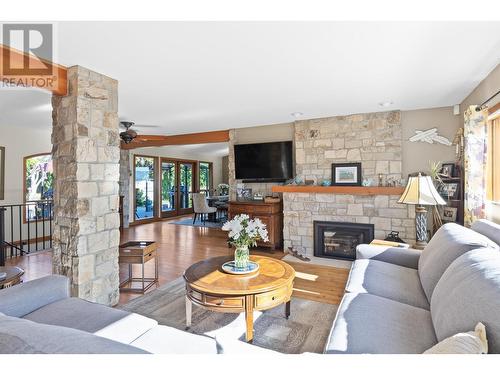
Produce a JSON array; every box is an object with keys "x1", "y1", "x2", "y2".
[{"x1": 134, "y1": 124, "x2": 160, "y2": 128}]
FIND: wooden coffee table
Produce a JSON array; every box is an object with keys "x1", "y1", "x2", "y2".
[{"x1": 183, "y1": 255, "x2": 295, "y2": 342}]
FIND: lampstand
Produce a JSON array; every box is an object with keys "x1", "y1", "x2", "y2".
[
  {"x1": 415, "y1": 205, "x2": 428, "y2": 250},
  {"x1": 398, "y1": 173, "x2": 446, "y2": 250}
]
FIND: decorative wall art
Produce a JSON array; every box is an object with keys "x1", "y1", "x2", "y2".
[{"x1": 408, "y1": 128, "x2": 452, "y2": 146}]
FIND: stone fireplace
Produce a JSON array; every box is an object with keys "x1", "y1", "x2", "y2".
[{"x1": 314, "y1": 221, "x2": 374, "y2": 260}]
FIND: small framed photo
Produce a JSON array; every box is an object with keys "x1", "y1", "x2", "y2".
[
  {"x1": 332, "y1": 163, "x2": 362, "y2": 186},
  {"x1": 237, "y1": 188, "x2": 253, "y2": 200},
  {"x1": 441, "y1": 206, "x2": 458, "y2": 222},
  {"x1": 440, "y1": 182, "x2": 460, "y2": 200},
  {"x1": 439, "y1": 163, "x2": 455, "y2": 178}
]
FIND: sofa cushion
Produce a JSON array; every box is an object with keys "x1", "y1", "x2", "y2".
[
  {"x1": 325, "y1": 293, "x2": 437, "y2": 354},
  {"x1": 418, "y1": 223, "x2": 498, "y2": 301},
  {"x1": 94, "y1": 313, "x2": 158, "y2": 344},
  {"x1": 0, "y1": 313, "x2": 148, "y2": 354},
  {"x1": 356, "y1": 244, "x2": 421, "y2": 269},
  {"x1": 23, "y1": 297, "x2": 133, "y2": 333},
  {"x1": 471, "y1": 219, "x2": 500, "y2": 247},
  {"x1": 130, "y1": 325, "x2": 217, "y2": 354},
  {"x1": 345, "y1": 259, "x2": 429, "y2": 310},
  {"x1": 0, "y1": 275, "x2": 70, "y2": 318},
  {"x1": 431, "y1": 249, "x2": 500, "y2": 354}
]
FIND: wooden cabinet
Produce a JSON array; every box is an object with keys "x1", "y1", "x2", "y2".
[{"x1": 228, "y1": 200, "x2": 283, "y2": 250}]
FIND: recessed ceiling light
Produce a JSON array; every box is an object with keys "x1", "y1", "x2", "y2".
[
  {"x1": 291, "y1": 112, "x2": 304, "y2": 118},
  {"x1": 378, "y1": 101, "x2": 393, "y2": 108}
]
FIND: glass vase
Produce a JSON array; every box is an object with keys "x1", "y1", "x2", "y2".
[{"x1": 234, "y1": 245, "x2": 250, "y2": 269}]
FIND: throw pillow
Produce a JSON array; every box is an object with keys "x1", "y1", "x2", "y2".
[{"x1": 423, "y1": 322, "x2": 488, "y2": 354}]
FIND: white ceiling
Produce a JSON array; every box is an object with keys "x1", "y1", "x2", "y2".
[{"x1": 1, "y1": 21, "x2": 500, "y2": 134}]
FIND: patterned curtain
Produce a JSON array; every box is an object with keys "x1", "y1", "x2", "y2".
[{"x1": 464, "y1": 105, "x2": 489, "y2": 227}]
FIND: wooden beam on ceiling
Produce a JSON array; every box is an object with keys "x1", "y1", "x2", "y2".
[
  {"x1": 121, "y1": 129, "x2": 230, "y2": 150},
  {"x1": 0, "y1": 44, "x2": 68, "y2": 96}
]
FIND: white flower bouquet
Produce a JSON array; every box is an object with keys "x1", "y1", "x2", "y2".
[{"x1": 222, "y1": 214, "x2": 269, "y2": 268}]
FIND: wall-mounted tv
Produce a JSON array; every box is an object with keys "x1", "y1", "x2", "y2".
[{"x1": 234, "y1": 141, "x2": 294, "y2": 182}]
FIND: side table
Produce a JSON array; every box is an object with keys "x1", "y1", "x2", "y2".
[
  {"x1": 119, "y1": 241, "x2": 159, "y2": 293},
  {"x1": 0, "y1": 266, "x2": 24, "y2": 289}
]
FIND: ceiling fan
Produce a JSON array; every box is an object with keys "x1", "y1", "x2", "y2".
[{"x1": 119, "y1": 121, "x2": 160, "y2": 144}]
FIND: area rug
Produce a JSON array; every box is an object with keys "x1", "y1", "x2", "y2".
[
  {"x1": 169, "y1": 217, "x2": 224, "y2": 229},
  {"x1": 121, "y1": 277, "x2": 338, "y2": 354}
]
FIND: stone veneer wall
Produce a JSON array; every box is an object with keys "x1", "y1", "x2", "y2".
[
  {"x1": 283, "y1": 110, "x2": 414, "y2": 255},
  {"x1": 283, "y1": 192, "x2": 416, "y2": 256},
  {"x1": 295, "y1": 111, "x2": 402, "y2": 184},
  {"x1": 52, "y1": 66, "x2": 121, "y2": 305}
]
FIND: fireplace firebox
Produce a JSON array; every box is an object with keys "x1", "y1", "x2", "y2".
[{"x1": 313, "y1": 221, "x2": 374, "y2": 260}]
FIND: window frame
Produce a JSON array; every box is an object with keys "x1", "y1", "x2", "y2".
[
  {"x1": 133, "y1": 154, "x2": 159, "y2": 222},
  {"x1": 486, "y1": 102, "x2": 500, "y2": 203},
  {"x1": 23, "y1": 152, "x2": 53, "y2": 223},
  {"x1": 198, "y1": 161, "x2": 213, "y2": 196}
]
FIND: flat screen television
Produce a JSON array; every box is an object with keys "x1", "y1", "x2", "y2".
[{"x1": 234, "y1": 141, "x2": 294, "y2": 182}]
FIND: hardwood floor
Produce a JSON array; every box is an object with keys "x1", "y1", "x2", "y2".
[{"x1": 6, "y1": 215, "x2": 349, "y2": 306}]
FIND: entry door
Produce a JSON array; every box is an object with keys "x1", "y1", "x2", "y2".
[
  {"x1": 161, "y1": 159, "x2": 195, "y2": 217},
  {"x1": 160, "y1": 159, "x2": 177, "y2": 218},
  {"x1": 178, "y1": 161, "x2": 195, "y2": 215}
]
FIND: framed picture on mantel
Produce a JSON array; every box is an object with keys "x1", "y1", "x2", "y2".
[{"x1": 332, "y1": 162, "x2": 362, "y2": 186}]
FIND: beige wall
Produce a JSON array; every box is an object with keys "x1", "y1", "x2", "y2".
[
  {"x1": 0, "y1": 125, "x2": 52, "y2": 204},
  {"x1": 460, "y1": 63, "x2": 500, "y2": 124},
  {"x1": 401, "y1": 107, "x2": 460, "y2": 177},
  {"x1": 233, "y1": 122, "x2": 295, "y2": 144},
  {"x1": 460, "y1": 63, "x2": 500, "y2": 223}
]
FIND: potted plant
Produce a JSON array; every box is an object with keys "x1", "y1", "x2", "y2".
[{"x1": 222, "y1": 214, "x2": 269, "y2": 268}]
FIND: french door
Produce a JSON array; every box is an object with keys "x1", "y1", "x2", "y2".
[{"x1": 160, "y1": 158, "x2": 196, "y2": 217}]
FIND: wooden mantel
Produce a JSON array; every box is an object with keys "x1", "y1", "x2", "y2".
[{"x1": 272, "y1": 185, "x2": 405, "y2": 196}]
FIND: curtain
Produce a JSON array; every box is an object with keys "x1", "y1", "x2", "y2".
[{"x1": 464, "y1": 105, "x2": 489, "y2": 226}]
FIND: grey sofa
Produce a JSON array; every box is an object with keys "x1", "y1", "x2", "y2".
[
  {"x1": 0, "y1": 273, "x2": 273, "y2": 354},
  {"x1": 325, "y1": 219, "x2": 500, "y2": 354},
  {"x1": 0, "y1": 275, "x2": 220, "y2": 354}
]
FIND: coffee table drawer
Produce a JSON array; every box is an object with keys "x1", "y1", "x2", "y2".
[
  {"x1": 205, "y1": 295, "x2": 244, "y2": 308},
  {"x1": 188, "y1": 289, "x2": 204, "y2": 303},
  {"x1": 255, "y1": 286, "x2": 290, "y2": 309}
]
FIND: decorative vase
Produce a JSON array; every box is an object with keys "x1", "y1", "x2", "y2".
[{"x1": 234, "y1": 245, "x2": 250, "y2": 268}]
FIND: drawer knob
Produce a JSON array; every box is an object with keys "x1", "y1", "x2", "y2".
[
  {"x1": 272, "y1": 296, "x2": 275, "y2": 301},
  {"x1": 216, "y1": 300, "x2": 224, "y2": 306}
]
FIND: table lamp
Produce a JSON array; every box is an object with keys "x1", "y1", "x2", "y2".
[{"x1": 398, "y1": 173, "x2": 446, "y2": 249}]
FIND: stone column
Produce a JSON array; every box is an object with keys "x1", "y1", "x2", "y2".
[
  {"x1": 119, "y1": 149, "x2": 130, "y2": 228},
  {"x1": 51, "y1": 66, "x2": 120, "y2": 306}
]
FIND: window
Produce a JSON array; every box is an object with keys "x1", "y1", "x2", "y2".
[
  {"x1": 134, "y1": 156, "x2": 156, "y2": 220},
  {"x1": 199, "y1": 161, "x2": 212, "y2": 196},
  {"x1": 487, "y1": 105, "x2": 500, "y2": 202},
  {"x1": 24, "y1": 153, "x2": 53, "y2": 220}
]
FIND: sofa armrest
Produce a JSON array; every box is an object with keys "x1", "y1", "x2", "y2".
[
  {"x1": 0, "y1": 275, "x2": 70, "y2": 317},
  {"x1": 356, "y1": 244, "x2": 421, "y2": 269}
]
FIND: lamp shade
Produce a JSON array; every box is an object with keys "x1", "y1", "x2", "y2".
[{"x1": 398, "y1": 173, "x2": 446, "y2": 206}]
